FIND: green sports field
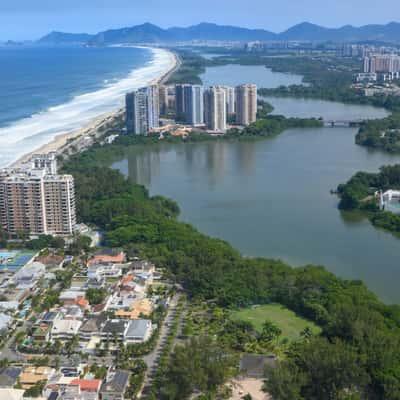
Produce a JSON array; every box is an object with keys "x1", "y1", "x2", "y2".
[{"x1": 231, "y1": 303, "x2": 321, "y2": 341}]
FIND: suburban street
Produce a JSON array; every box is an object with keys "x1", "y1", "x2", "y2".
[{"x1": 139, "y1": 292, "x2": 184, "y2": 398}]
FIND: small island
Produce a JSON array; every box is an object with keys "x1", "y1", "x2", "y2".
[{"x1": 337, "y1": 164, "x2": 400, "y2": 235}]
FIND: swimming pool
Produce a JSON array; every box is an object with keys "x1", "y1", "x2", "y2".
[
  {"x1": 0, "y1": 251, "x2": 17, "y2": 259},
  {"x1": 387, "y1": 202, "x2": 400, "y2": 213}
]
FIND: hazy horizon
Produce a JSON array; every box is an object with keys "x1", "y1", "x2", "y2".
[{"x1": 1, "y1": 0, "x2": 399, "y2": 41}]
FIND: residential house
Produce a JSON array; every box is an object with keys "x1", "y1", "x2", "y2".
[
  {"x1": 0, "y1": 301, "x2": 19, "y2": 312},
  {"x1": 35, "y1": 255, "x2": 64, "y2": 270},
  {"x1": 130, "y1": 260, "x2": 155, "y2": 273},
  {"x1": 13, "y1": 262, "x2": 46, "y2": 290},
  {"x1": 79, "y1": 316, "x2": 106, "y2": 341},
  {"x1": 33, "y1": 325, "x2": 51, "y2": 342},
  {"x1": 87, "y1": 275, "x2": 105, "y2": 290},
  {"x1": 51, "y1": 319, "x2": 82, "y2": 341},
  {"x1": 107, "y1": 292, "x2": 136, "y2": 312},
  {"x1": 59, "y1": 367, "x2": 81, "y2": 378},
  {"x1": 125, "y1": 319, "x2": 152, "y2": 344},
  {"x1": 115, "y1": 298, "x2": 153, "y2": 320},
  {"x1": 41, "y1": 311, "x2": 61, "y2": 325},
  {"x1": 100, "y1": 370, "x2": 130, "y2": 400},
  {"x1": 119, "y1": 274, "x2": 135, "y2": 290},
  {"x1": 134, "y1": 272, "x2": 153, "y2": 286},
  {"x1": 0, "y1": 313, "x2": 11, "y2": 333},
  {"x1": 87, "y1": 264, "x2": 122, "y2": 279},
  {"x1": 0, "y1": 288, "x2": 28, "y2": 304},
  {"x1": 59, "y1": 291, "x2": 88, "y2": 311},
  {"x1": 87, "y1": 250, "x2": 125, "y2": 267},
  {"x1": 101, "y1": 320, "x2": 128, "y2": 342},
  {"x1": 19, "y1": 366, "x2": 55, "y2": 390},
  {"x1": 239, "y1": 354, "x2": 278, "y2": 378},
  {"x1": 57, "y1": 384, "x2": 98, "y2": 400},
  {"x1": 44, "y1": 374, "x2": 76, "y2": 396},
  {"x1": 59, "y1": 290, "x2": 86, "y2": 306},
  {"x1": 69, "y1": 279, "x2": 87, "y2": 291},
  {"x1": 62, "y1": 305, "x2": 84, "y2": 320},
  {"x1": 0, "y1": 367, "x2": 21, "y2": 388},
  {"x1": 70, "y1": 379, "x2": 102, "y2": 395}
]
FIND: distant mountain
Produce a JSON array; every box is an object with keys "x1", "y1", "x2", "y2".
[
  {"x1": 166, "y1": 23, "x2": 276, "y2": 42},
  {"x1": 87, "y1": 22, "x2": 276, "y2": 45},
  {"x1": 280, "y1": 21, "x2": 400, "y2": 42},
  {"x1": 38, "y1": 31, "x2": 94, "y2": 45},
  {"x1": 37, "y1": 22, "x2": 400, "y2": 46},
  {"x1": 88, "y1": 23, "x2": 171, "y2": 46}
]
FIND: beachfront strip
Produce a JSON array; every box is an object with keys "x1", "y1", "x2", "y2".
[{"x1": 0, "y1": 246, "x2": 174, "y2": 399}]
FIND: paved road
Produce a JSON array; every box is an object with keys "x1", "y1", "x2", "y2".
[
  {"x1": 139, "y1": 293, "x2": 182, "y2": 398},
  {"x1": 0, "y1": 316, "x2": 35, "y2": 362}
]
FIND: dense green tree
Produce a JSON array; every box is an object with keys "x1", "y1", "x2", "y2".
[
  {"x1": 157, "y1": 336, "x2": 236, "y2": 400},
  {"x1": 86, "y1": 288, "x2": 108, "y2": 305},
  {"x1": 261, "y1": 320, "x2": 282, "y2": 342},
  {"x1": 266, "y1": 338, "x2": 370, "y2": 400}
]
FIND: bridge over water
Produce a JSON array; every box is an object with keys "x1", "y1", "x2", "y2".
[{"x1": 323, "y1": 119, "x2": 363, "y2": 127}]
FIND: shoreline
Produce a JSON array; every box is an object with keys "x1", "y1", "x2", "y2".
[{"x1": 10, "y1": 47, "x2": 179, "y2": 168}]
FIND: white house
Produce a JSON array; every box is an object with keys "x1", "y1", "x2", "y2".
[{"x1": 51, "y1": 319, "x2": 82, "y2": 341}]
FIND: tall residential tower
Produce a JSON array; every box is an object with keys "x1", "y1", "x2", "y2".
[
  {"x1": 126, "y1": 85, "x2": 159, "y2": 135},
  {"x1": 183, "y1": 85, "x2": 204, "y2": 126},
  {"x1": 204, "y1": 86, "x2": 227, "y2": 132},
  {"x1": 0, "y1": 159, "x2": 76, "y2": 236},
  {"x1": 236, "y1": 84, "x2": 257, "y2": 126}
]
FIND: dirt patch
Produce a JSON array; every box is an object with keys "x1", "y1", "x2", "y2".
[{"x1": 228, "y1": 378, "x2": 271, "y2": 400}]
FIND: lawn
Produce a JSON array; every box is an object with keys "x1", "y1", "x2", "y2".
[{"x1": 231, "y1": 303, "x2": 321, "y2": 341}]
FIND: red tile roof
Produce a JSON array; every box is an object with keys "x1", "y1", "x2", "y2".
[
  {"x1": 75, "y1": 297, "x2": 89, "y2": 309},
  {"x1": 120, "y1": 275, "x2": 134, "y2": 285},
  {"x1": 71, "y1": 378, "x2": 102, "y2": 392}
]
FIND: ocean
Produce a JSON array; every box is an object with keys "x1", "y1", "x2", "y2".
[{"x1": 0, "y1": 46, "x2": 173, "y2": 167}]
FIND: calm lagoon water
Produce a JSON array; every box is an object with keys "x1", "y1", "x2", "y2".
[
  {"x1": 113, "y1": 64, "x2": 399, "y2": 304},
  {"x1": 200, "y1": 63, "x2": 304, "y2": 88}
]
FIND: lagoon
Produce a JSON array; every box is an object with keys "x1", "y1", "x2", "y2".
[{"x1": 113, "y1": 64, "x2": 399, "y2": 303}]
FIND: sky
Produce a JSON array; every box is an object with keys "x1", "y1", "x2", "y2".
[{"x1": 1, "y1": 0, "x2": 398, "y2": 40}]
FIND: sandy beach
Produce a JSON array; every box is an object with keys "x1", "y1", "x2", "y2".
[{"x1": 10, "y1": 47, "x2": 179, "y2": 168}]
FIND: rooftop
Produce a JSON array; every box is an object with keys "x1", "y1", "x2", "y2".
[
  {"x1": 60, "y1": 290, "x2": 85, "y2": 300},
  {"x1": 79, "y1": 316, "x2": 106, "y2": 333},
  {"x1": 102, "y1": 319, "x2": 127, "y2": 335},
  {"x1": 101, "y1": 370, "x2": 130, "y2": 393},
  {"x1": 41, "y1": 311, "x2": 60, "y2": 323},
  {"x1": 240, "y1": 354, "x2": 277, "y2": 378},
  {"x1": 34, "y1": 255, "x2": 64, "y2": 268},
  {"x1": 70, "y1": 378, "x2": 102, "y2": 392},
  {"x1": 0, "y1": 313, "x2": 12, "y2": 331},
  {"x1": 51, "y1": 319, "x2": 82, "y2": 335},
  {"x1": 125, "y1": 319, "x2": 152, "y2": 339},
  {"x1": 88, "y1": 252, "x2": 125, "y2": 266},
  {"x1": 0, "y1": 367, "x2": 21, "y2": 388}
]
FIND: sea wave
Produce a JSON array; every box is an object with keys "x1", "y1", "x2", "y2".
[{"x1": 0, "y1": 47, "x2": 174, "y2": 167}]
